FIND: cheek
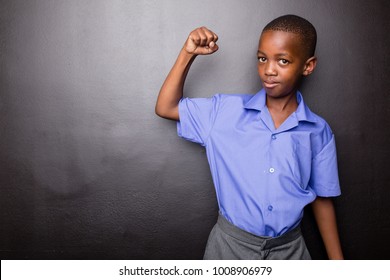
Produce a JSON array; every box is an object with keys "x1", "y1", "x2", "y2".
[
  {"x1": 257, "y1": 64, "x2": 263, "y2": 77},
  {"x1": 279, "y1": 68, "x2": 296, "y2": 80}
]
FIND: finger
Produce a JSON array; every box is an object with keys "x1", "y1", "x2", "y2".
[
  {"x1": 201, "y1": 27, "x2": 217, "y2": 46},
  {"x1": 212, "y1": 32, "x2": 218, "y2": 43},
  {"x1": 197, "y1": 42, "x2": 219, "y2": 55},
  {"x1": 197, "y1": 28, "x2": 208, "y2": 46},
  {"x1": 207, "y1": 33, "x2": 218, "y2": 50},
  {"x1": 188, "y1": 27, "x2": 204, "y2": 45},
  {"x1": 184, "y1": 35, "x2": 197, "y2": 54},
  {"x1": 189, "y1": 34, "x2": 200, "y2": 46}
]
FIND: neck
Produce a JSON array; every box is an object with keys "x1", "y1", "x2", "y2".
[
  {"x1": 266, "y1": 91, "x2": 298, "y2": 113},
  {"x1": 266, "y1": 91, "x2": 299, "y2": 130}
]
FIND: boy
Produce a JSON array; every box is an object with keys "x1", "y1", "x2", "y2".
[{"x1": 155, "y1": 15, "x2": 343, "y2": 260}]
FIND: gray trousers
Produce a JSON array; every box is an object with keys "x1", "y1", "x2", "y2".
[{"x1": 203, "y1": 214, "x2": 311, "y2": 260}]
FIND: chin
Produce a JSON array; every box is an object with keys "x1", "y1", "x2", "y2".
[
  {"x1": 263, "y1": 86, "x2": 296, "y2": 99},
  {"x1": 263, "y1": 87, "x2": 281, "y2": 97}
]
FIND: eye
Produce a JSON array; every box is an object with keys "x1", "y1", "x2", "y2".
[
  {"x1": 279, "y1": 59, "x2": 289, "y2": 65},
  {"x1": 258, "y1": 57, "x2": 267, "y2": 63}
]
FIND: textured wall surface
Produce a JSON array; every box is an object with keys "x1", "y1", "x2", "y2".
[{"x1": 1, "y1": 0, "x2": 389, "y2": 259}]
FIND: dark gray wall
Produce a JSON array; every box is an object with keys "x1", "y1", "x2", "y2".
[{"x1": 1, "y1": 0, "x2": 389, "y2": 259}]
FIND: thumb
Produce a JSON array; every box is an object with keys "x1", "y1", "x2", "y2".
[
  {"x1": 197, "y1": 41, "x2": 219, "y2": 55},
  {"x1": 209, "y1": 41, "x2": 219, "y2": 52}
]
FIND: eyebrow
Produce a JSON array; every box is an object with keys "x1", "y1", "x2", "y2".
[{"x1": 257, "y1": 50, "x2": 291, "y2": 57}]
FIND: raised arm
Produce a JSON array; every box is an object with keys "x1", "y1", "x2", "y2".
[
  {"x1": 155, "y1": 27, "x2": 219, "y2": 121},
  {"x1": 311, "y1": 197, "x2": 344, "y2": 259}
]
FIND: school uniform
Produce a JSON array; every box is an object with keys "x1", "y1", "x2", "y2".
[{"x1": 177, "y1": 89, "x2": 341, "y2": 259}]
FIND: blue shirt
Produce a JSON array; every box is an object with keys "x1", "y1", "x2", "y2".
[{"x1": 177, "y1": 89, "x2": 341, "y2": 237}]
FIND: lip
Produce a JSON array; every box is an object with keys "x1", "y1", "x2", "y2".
[{"x1": 263, "y1": 81, "x2": 279, "y2": 89}]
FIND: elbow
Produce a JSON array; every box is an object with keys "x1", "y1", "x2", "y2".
[
  {"x1": 155, "y1": 105, "x2": 162, "y2": 117},
  {"x1": 154, "y1": 105, "x2": 169, "y2": 119},
  {"x1": 154, "y1": 104, "x2": 179, "y2": 121},
  {"x1": 155, "y1": 104, "x2": 167, "y2": 118}
]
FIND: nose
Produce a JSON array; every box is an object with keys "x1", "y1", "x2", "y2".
[{"x1": 265, "y1": 61, "x2": 277, "y2": 76}]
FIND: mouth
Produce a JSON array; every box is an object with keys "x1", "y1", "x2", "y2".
[{"x1": 263, "y1": 80, "x2": 279, "y2": 89}]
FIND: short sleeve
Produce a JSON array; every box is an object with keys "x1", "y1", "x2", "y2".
[
  {"x1": 177, "y1": 96, "x2": 220, "y2": 146},
  {"x1": 309, "y1": 134, "x2": 341, "y2": 197}
]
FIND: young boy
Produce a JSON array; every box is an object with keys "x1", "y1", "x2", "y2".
[{"x1": 155, "y1": 15, "x2": 344, "y2": 260}]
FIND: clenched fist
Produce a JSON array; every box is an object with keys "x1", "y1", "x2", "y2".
[{"x1": 184, "y1": 27, "x2": 219, "y2": 55}]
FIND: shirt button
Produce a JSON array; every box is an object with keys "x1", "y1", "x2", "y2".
[
  {"x1": 271, "y1": 135, "x2": 276, "y2": 140},
  {"x1": 269, "y1": 167, "x2": 275, "y2": 173},
  {"x1": 268, "y1": 205, "x2": 273, "y2": 211}
]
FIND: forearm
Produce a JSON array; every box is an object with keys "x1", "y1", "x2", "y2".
[
  {"x1": 155, "y1": 48, "x2": 196, "y2": 121},
  {"x1": 311, "y1": 197, "x2": 344, "y2": 259},
  {"x1": 156, "y1": 27, "x2": 218, "y2": 121}
]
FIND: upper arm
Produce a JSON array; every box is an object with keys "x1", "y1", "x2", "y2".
[
  {"x1": 309, "y1": 133, "x2": 341, "y2": 197},
  {"x1": 177, "y1": 96, "x2": 220, "y2": 146}
]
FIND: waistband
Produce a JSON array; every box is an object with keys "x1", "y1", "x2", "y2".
[{"x1": 217, "y1": 214, "x2": 302, "y2": 250}]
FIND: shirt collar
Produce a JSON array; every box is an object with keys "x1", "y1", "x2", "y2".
[{"x1": 243, "y1": 89, "x2": 317, "y2": 123}]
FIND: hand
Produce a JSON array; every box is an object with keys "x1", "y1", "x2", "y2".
[{"x1": 184, "y1": 27, "x2": 219, "y2": 55}]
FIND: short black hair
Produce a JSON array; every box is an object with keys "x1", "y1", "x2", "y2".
[{"x1": 263, "y1": 14, "x2": 317, "y2": 58}]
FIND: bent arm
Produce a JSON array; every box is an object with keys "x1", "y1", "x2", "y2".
[
  {"x1": 155, "y1": 49, "x2": 196, "y2": 121},
  {"x1": 155, "y1": 27, "x2": 218, "y2": 121},
  {"x1": 311, "y1": 197, "x2": 344, "y2": 259}
]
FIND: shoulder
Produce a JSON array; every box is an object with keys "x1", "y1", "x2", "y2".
[
  {"x1": 213, "y1": 93, "x2": 253, "y2": 108},
  {"x1": 298, "y1": 95, "x2": 333, "y2": 135},
  {"x1": 181, "y1": 93, "x2": 252, "y2": 103},
  {"x1": 310, "y1": 111, "x2": 332, "y2": 131},
  {"x1": 312, "y1": 111, "x2": 333, "y2": 134},
  {"x1": 296, "y1": 94, "x2": 335, "y2": 150},
  {"x1": 302, "y1": 108, "x2": 335, "y2": 153},
  {"x1": 179, "y1": 93, "x2": 252, "y2": 116}
]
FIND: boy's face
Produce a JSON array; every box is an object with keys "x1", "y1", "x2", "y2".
[{"x1": 257, "y1": 30, "x2": 316, "y2": 99}]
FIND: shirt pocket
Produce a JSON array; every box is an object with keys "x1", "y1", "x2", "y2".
[{"x1": 292, "y1": 141, "x2": 312, "y2": 189}]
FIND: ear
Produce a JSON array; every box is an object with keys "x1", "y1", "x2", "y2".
[{"x1": 302, "y1": 56, "x2": 317, "y2": 76}]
